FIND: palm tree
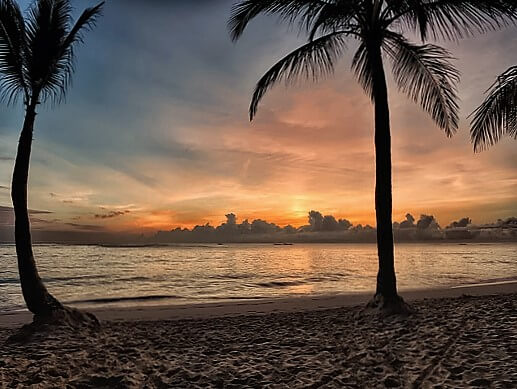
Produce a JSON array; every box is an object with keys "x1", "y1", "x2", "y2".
[
  {"x1": 471, "y1": 65, "x2": 517, "y2": 151},
  {"x1": 228, "y1": 0, "x2": 517, "y2": 312},
  {"x1": 0, "y1": 0, "x2": 103, "y2": 320}
]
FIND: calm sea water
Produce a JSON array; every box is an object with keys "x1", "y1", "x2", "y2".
[{"x1": 0, "y1": 243, "x2": 516, "y2": 312}]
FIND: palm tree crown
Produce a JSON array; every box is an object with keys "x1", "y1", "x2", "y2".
[
  {"x1": 470, "y1": 65, "x2": 517, "y2": 151},
  {"x1": 0, "y1": 0, "x2": 103, "y2": 106},
  {"x1": 229, "y1": 0, "x2": 515, "y2": 128}
]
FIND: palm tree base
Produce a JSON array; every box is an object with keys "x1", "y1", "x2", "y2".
[
  {"x1": 366, "y1": 293, "x2": 413, "y2": 316},
  {"x1": 8, "y1": 306, "x2": 99, "y2": 343}
]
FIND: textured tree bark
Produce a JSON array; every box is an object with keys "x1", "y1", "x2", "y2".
[
  {"x1": 370, "y1": 46, "x2": 398, "y2": 300},
  {"x1": 11, "y1": 98, "x2": 63, "y2": 316},
  {"x1": 8, "y1": 98, "x2": 100, "y2": 341},
  {"x1": 367, "y1": 43, "x2": 410, "y2": 314}
]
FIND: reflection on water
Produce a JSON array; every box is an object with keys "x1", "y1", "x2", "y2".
[{"x1": 0, "y1": 243, "x2": 516, "y2": 311}]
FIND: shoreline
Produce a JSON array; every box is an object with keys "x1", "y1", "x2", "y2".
[
  {"x1": 1, "y1": 241, "x2": 516, "y2": 247},
  {"x1": 2, "y1": 280, "x2": 516, "y2": 328},
  {"x1": 1, "y1": 288, "x2": 516, "y2": 387}
]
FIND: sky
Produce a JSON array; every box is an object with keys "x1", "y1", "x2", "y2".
[{"x1": 0, "y1": 0, "x2": 516, "y2": 236}]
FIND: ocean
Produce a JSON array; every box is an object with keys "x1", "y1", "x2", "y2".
[{"x1": 1, "y1": 243, "x2": 516, "y2": 312}]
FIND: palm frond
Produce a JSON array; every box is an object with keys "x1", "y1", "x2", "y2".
[
  {"x1": 389, "y1": 0, "x2": 517, "y2": 41},
  {"x1": 383, "y1": 0, "x2": 430, "y2": 38},
  {"x1": 385, "y1": 35, "x2": 460, "y2": 136},
  {"x1": 0, "y1": 0, "x2": 28, "y2": 104},
  {"x1": 470, "y1": 65, "x2": 517, "y2": 151},
  {"x1": 250, "y1": 31, "x2": 346, "y2": 120},
  {"x1": 62, "y1": 2, "x2": 103, "y2": 49},
  {"x1": 308, "y1": 0, "x2": 362, "y2": 40},
  {"x1": 229, "y1": 0, "x2": 328, "y2": 42},
  {"x1": 25, "y1": 0, "x2": 72, "y2": 102},
  {"x1": 351, "y1": 43, "x2": 375, "y2": 100},
  {"x1": 24, "y1": 0, "x2": 103, "y2": 104},
  {"x1": 56, "y1": 2, "x2": 104, "y2": 102}
]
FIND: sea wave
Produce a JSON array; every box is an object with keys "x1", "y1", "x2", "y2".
[
  {"x1": 67, "y1": 294, "x2": 181, "y2": 305},
  {"x1": 255, "y1": 280, "x2": 307, "y2": 288}
]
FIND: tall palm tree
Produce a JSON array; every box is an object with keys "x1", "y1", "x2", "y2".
[
  {"x1": 471, "y1": 65, "x2": 517, "y2": 151},
  {"x1": 228, "y1": 0, "x2": 517, "y2": 312},
  {"x1": 0, "y1": 0, "x2": 103, "y2": 318}
]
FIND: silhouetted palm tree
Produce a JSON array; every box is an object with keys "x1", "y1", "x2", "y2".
[
  {"x1": 229, "y1": 0, "x2": 516, "y2": 312},
  {"x1": 0, "y1": 0, "x2": 103, "y2": 318},
  {"x1": 471, "y1": 65, "x2": 517, "y2": 151}
]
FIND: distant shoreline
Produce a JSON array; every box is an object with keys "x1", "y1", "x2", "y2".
[
  {"x1": 0, "y1": 240, "x2": 516, "y2": 247},
  {"x1": 2, "y1": 280, "x2": 516, "y2": 329}
]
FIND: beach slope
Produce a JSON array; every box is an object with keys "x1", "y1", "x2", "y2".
[{"x1": 1, "y1": 287, "x2": 516, "y2": 388}]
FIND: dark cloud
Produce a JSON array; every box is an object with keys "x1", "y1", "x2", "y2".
[
  {"x1": 500, "y1": 217, "x2": 517, "y2": 228},
  {"x1": 0, "y1": 205, "x2": 51, "y2": 217},
  {"x1": 480, "y1": 217, "x2": 517, "y2": 229},
  {"x1": 94, "y1": 210, "x2": 131, "y2": 219},
  {"x1": 249, "y1": 219, "x2": 281, "y2": 234},
  {"x1": 443, "y1": 217, "x2": 517, "y2": 241},
  {"x1": 1, "y1": 207, "x2": 515, "y2": 244},
  {"x1": 65, "y1": 223, "x2": 105, "y2": 232},
  {"x1": 151, "y1": 211, "x2": 517, "y2": 244},
  {"x1": 30, "y1": 218, "x2": 56, "y2": 226},
  {"x1": 394, "y1": 214, "x2": 440, "y2": 230},
  {"x1": 447, "y1": 217, "x2": 472, "y2": 229},
  {"x1": 49, "y1": 192, "x2": 75, "y2": 203},
  {"x1": 0, "y1": 206, "x2": 14, "y2": 226},
  {"x1": 417, "y1": 215, "x2": 440, "y2": 230},
  {"x1": 394, "y1": 213, "x2": 446, "y2": 241},
  {"x1": 154, "y1": 211, "x2": 359, "y2": 243},
  {"x1": 0, "y1": 206, "x2": 53, "y2": 230},
  {"x1": 397, "y1": 213, "x2": 415, "y2": 229},
  {"x1": 305, "y1": 210, "x2": 352, "y2": 232}
]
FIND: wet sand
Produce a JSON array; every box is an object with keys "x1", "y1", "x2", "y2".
[{"x1": 1, "y1": 284, "x2": 516, "y2": 388}]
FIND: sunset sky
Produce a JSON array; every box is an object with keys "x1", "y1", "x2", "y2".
[{"x1": 0, "y1": 0, "x2": 515, "y2": 235}]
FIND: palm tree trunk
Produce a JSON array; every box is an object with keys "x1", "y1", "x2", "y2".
[
  {"x1": 11, "y1": 98, "x2": 62, "y2": 316},
  {"x1": 370, "y1": 44, "x2": 399, "y2": 302}
]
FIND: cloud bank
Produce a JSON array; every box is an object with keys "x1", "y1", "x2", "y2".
[
  {"x1": 0, "y1": 208, "x2": 514, "y2": 244},
  {"x1": 150, "y1": 212, "x2": 517, "y2": 244}
]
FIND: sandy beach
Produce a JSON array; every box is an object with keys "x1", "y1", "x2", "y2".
[{"x1": 1, "y1": 283, "x2": 516, "y2": 388}]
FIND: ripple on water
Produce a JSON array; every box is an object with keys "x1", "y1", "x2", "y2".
[{"x1": 0, "y1": 243, "x2": 516, "y2": 310}]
